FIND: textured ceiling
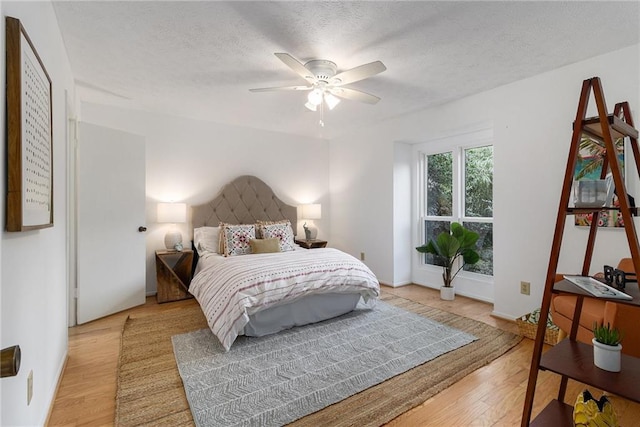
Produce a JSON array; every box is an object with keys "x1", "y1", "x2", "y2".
[{"x1": 52, "y1": 1, "x2": 640, "y2": 140}]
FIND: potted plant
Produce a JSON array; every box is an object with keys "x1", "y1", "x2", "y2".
[
  {"x1": 415, "y1": 222, "x2": 480, "y2": 300},
  {"x1": 592, "y1": 323, "x2": 622, "y2": 372}
]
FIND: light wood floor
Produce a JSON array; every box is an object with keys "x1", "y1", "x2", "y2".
[{"x1": 47, "y1": 284, "x2": 640, "y2": 426}]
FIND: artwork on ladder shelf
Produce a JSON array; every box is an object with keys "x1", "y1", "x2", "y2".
[
  {"x1": 5, "y1": 17, "x2": 54, "y2": 231},
  {"x1": 574, "y1": 135, "x2": 625, "y2": 228}
]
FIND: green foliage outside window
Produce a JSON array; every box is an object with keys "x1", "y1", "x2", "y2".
[{"x1": 426, "y1": 152, "x2": 452, "y2": 217}]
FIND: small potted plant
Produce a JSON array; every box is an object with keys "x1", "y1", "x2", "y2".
[
  {"x1": 592, "y1": 323, "x2": 623, "y2": 372},
  {"x1": 415, "y1": 222, "x2": 480, "y2": 300}
]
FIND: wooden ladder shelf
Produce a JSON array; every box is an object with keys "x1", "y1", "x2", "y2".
[{"x1": 521, "y1": 77, "x2": 640, "y2": 426}]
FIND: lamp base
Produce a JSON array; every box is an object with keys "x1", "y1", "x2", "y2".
[{"x1": 164, "y1": 231, "x2": 183, "y2": 250}]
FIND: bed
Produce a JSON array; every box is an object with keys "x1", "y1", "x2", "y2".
[{"x1": 189, "y1": 175, "x2": 380, "y2": 351}]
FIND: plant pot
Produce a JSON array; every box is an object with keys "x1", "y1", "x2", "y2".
[
  {"x1": 440, "y1": 286, "x2": 455, "y2": 301},
  {"x1": 592, "y1": 338, "x2": 622, "y2": 372}
]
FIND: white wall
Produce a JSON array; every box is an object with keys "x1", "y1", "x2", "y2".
[
  {"x1": 80, "y1": 103, "x2": 330, "y2": 294},
  {"x1": 1, "y1": 2, "x2": 75, "y2": 425},
  {"x1": 330, "y1": 44, "x2": 639, "y2": 319},
  {"x1": 393, "y1": 142, "x2": 412, "y2": 286},
  {"x1": 329, "y1": 128, "x2": 396, "y2": 283}
]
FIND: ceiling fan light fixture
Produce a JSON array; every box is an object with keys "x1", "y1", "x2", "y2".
[
  {"x1": 324, "y1": 93, "x2": 340, "y2": 110},
  {"x1": 308, "y1": 88, "x2": 323, "y2": 106},
  {"x1": 250, "y1": 53, "x2": 386, "y2": 126}
]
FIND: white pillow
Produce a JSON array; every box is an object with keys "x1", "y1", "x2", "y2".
[{"x1": 193, "y1": 226, "x2": 220, "y2": 256}]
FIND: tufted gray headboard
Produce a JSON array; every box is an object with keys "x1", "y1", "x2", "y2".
[{"x1": 191, "y1": 175, "x2": 298, "y2": 235}]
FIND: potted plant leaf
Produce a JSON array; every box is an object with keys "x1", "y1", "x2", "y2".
[
  {"x1": 415, "y1": 222, "x2": 480, "y2": 300},
  {"x1": 592, "y1": 323, "x2": 622, "y2": 372}
]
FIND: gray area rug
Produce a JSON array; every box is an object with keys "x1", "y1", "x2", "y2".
[{"x1": 172, "y1": 301, "x2": 477, "y2": 427}]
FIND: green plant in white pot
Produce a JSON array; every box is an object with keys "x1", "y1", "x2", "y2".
[
  {"x1": 592, "y1": 323, "x2": 622, "y2": 372},
  {"x1": 415, "y1": 222, "x2": 480, "y2": 300}
]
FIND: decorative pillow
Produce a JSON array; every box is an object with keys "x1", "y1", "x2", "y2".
[
  {"x1": 218, "y1": 222, "x2": 230, "y2": 254},
  {"x1": 221, "y1": 224, "x2": 256, "y2": 257},
  {"x1": 193, "y1": 226, "x2": 221, "y2": 256},
  {"x1": 256, "y1": 219, "x2": 290, "y2": 225},
  {"x1": 259, "y1": 221, "x2": 295, "y2": 252},
  {"x1": 249, "y1": 238, "x2": 281, "y2": 254},
  {"x1": 255, "y1": 219, "x2": 290, "y2": 239}
]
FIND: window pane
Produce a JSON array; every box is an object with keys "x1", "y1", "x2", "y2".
[
  {"x1": 464, "y1": 146, "x2": 493, "y2": 218},
  {"x1": 426, "y1": 152, "x2": 453, "y2": 217},
  {"x1": 463, "y1": 222, "x2": 493, "y2": 275},
  {"x1": 424, "y1": 220, "x2": 450, "y2": 266}
]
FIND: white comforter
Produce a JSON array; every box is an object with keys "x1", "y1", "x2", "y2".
[{"x1": 189, "y1": 248, "x2": 380, "y2": 351}]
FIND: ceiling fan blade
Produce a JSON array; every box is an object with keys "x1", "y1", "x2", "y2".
[
  {"x1": 329, "y1": 87, "x2": 381, "y2": 104},
  {"x1": 249, "y1": 85, "x2": 312, "y2": 92},
  {"x1": 274, "y1": 53, "x2": 317, "y2": 84},
  {"x1": 330, "y1": 61, "x2": 386, "y2": 86}
]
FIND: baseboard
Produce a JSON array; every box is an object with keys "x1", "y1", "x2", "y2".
[
  {"x1": 378, "y1": 281, "x2": 411, "y2": 288},
  {"x1": 407, "y1": 282, "x2": 495, "y2": 304},
  {"x1": 44, "y1": 351, "x2": 69, "y2": 426},
  {"x1": 490, "y1": 310, "x2": 517, "y2": 322},
  {"x1": 455, "y1": 291, "x2": 493, "y2": 303}
]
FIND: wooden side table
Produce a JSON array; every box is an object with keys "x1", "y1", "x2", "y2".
[
  {"x1": 155, "y1": 249, "x2": 194, "y2": 303},
  {"x1": 295, "y1": 239, "x2": 328, "y2": 249}
]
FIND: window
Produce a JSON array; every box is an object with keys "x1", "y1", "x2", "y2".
[{"x1": 422, "y1": 145, "x2": 493, "y2": 276}]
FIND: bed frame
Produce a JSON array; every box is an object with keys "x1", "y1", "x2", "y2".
[
  {"x1": 191, "y1": 175, "x2": 297, "y2": 233},
  {"x1": 190, "y1": 175, "x2": 362, "y2": 340}
]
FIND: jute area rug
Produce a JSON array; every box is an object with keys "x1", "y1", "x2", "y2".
[{"x1": 115, "y1": 294, "x2": 522, "y2": 427}]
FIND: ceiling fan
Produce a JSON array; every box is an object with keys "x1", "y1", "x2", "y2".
[{"x1": 250, "y1": 53, "x2": 386, "y2": 123}]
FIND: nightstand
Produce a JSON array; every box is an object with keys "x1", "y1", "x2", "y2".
[
  {"x1": 295, "y1": 239, "x2": 328, "y2": 249},
  {"x1": 155, "y1": 249, "x2": 194, "y2": 303}
]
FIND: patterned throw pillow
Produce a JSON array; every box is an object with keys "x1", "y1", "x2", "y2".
[
  {"x1": 221, "y1": 224, "x2": 256, "y2": 256},
  {"x1": 259, "y1": 221, "x2": 295, "y2": 252},
  {"x1": 255, "y1": 219, "x2": 289, "y2": 239}
]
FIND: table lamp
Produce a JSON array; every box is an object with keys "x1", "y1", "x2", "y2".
[
  {"x1": 301, "y1": 204, "x2": 321, "y2": 240},
  {"x1": 157, "y1": 202, "x2": 187, "y2": 250}
]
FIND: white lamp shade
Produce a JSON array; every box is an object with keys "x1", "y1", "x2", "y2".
[
  {"x1": 301, "y1": 204, "x2": 321, "y2": 220},
  {"x1": 308, "y1": 89, "x2": 323, "y2": 106},
  {"x1": 324, "y1": 93, "x2": 341, "y2": 110},
  {"x1": 157, "y1": 202, "x2": 187, "y2": 223}
]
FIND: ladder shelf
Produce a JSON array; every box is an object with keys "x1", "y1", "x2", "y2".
[{"x1": 521, "y1": 77, "x2": 640, "y2": 426}]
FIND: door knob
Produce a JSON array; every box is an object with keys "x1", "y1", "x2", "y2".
[
  {"x1": 138, "y1": 226, "x2": 147, "y2": 232},
  {"x1": 1, "y1": 345, "x2": 21, "y2": 378}
]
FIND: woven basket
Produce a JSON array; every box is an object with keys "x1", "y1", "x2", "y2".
[{"x1": 516, "y1": 312, "x2": 559, "y2": 346}]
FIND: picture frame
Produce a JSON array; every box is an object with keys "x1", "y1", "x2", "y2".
[
  {"x1": 5, "y1": 17, "x2": 54, "y2": 231},
  {"x1": 574, "y1": 134, "x2": 625, "y2": 228}
]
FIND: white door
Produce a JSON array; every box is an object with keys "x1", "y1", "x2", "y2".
[{"x1": 76, "y1": 122, "x2": 146, "y2": 324}]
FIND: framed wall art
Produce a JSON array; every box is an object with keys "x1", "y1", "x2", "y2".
[
  {"x1": 5, "y1": 17, "x2": 53, "y2": 231},
  {"x1": 574, "y1": 134, "x2": 625, "y2": 228}
]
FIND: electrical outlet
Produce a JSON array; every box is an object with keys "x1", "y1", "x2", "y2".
[
  {"x1": 360, "y1": 252, "x2": 365, "y2": 261},
  {"x1": 520, "y1": 281, "x2": 531, "y2": 295},
  {"x1": 27, "y1": 370, "x2": 33, "y2": 405}
]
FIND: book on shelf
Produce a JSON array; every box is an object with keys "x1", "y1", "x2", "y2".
[{"x1": 563, "y1": 275, "x2": 633, "y2": 300}]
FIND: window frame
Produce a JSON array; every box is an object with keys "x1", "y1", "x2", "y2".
[{"x1": 418, "y1": 137, "x2": 494, "y2": 281}]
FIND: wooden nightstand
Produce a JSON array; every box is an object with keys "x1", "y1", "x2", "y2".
[
  {"x1": 295, "y1": 239, "x2": 328, "y2": 249},
  {"x1": 155, "y1": 249, "x2": 194, "y2": 303}
]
